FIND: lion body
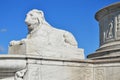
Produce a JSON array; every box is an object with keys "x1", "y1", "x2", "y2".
[{"x1": 9, "y1": 9, "x2": 84, "y2": 59}]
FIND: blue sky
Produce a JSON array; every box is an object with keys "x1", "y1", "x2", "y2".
[{"x1": 0, "y1": 0, "x2": 119, "y2": 57}]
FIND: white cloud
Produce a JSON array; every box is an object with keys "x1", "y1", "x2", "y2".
[
  {"x1": 0, "y1": 29, "x2": 7, "y2": 32},
  {"x1": 0, "y1": 46, "x2": 4, "y2": 52}
]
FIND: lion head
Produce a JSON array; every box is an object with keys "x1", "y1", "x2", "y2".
[{"x1": 25, "y1": 9, "x2": 45, "y2": 32}]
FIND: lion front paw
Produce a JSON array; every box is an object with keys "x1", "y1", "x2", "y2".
[
  {"x1": 20, "y1": 39, "x2": 27, "y2": 44},
  {"x1": 9, "y1": 40, "x2": 21, "y2": 46}
]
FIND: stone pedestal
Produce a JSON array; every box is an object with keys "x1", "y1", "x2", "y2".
[
  {"x1": 88, "y1": 2, "x2": 120, "y2": 59},
  {"x1": 9, "y1": 43, "x2": 84, "y2": 60}
]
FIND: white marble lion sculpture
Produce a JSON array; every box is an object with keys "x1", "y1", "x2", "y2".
[{"x1": 9, "y1": 9, "x2": 84, "y2": 59}]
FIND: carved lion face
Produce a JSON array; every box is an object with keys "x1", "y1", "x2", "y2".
[{"x1": 25, "y1": 9, "x2": 44, "y2": 30}]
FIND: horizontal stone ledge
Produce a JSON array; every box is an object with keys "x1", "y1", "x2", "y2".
[
  {"x1": 0, "y1": 54, "x2": 120, "y2": 64},
  {"x1": 0, "y1": 55, "x2": 26, "y2": 72}
]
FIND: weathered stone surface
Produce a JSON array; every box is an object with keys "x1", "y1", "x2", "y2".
[
  {"x1": 0, "y1": 55, "x2": 26, "y2": 80},
  {"x1": 0, "y1": 55, "x2": 120, "y2": 80},
  {"x1": 8, "y1": 9, "x2": 84, "y2": 59}
]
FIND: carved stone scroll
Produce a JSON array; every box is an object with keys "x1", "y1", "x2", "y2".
[{"x1": 14, "y1": 69, "x2": 27, "y2": 80}]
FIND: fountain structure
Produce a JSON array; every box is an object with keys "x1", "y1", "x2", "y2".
[{"x1": 0, "y1": 2, "x2": 120, "y2": 80}]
